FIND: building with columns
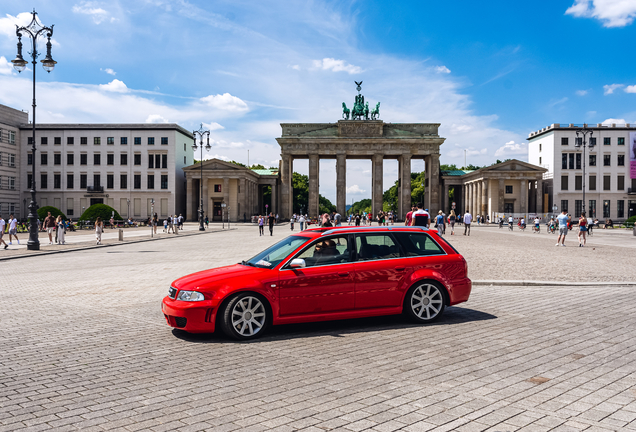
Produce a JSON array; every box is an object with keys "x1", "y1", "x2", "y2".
[{"x1": 0, "y1": 105, "x2": 26, "y2": 217}]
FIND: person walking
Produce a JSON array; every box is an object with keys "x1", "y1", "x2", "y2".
[
  {"x1": 463, "y1": 210, "x2": 472, "y2": 236},
  {"x1": 578, "y1": 212, "x2": 588, "y2": 247},
  {"x1": 405, "y1": 206, "x2": 415, "y2": 226},
  {"x1": 258, "y1": 215, "x2": 264, "y2": 236},
  {"x1": 411, "y1": 203, "x2": 430, "y2": 227},
  {"x1": 556, "y1": 210, "x2": 569, "y2": 247},
  {"x1": 355, "y1": 213, "x2": 361, "y2": 226},
  {"x1": 298, "y1": 214, "x2": 305, "y2": 231},
  {"x1": 268, "y1": 212, "x2": 275, "y2": 236},
  {"x1": 109, "y1": 216, "x2": 115, "y2": 229},
  {"x1": 334, "y1": 211, "x2": 342, "y2": 226},
  {"x1": 56, "y1": 215, "x2": 66, "y2": 245},
  {"x1": 43, "y1": 211, "x2": 55, "y2": 245},
  {"x1": 0, "y1": 214, "x2": 7, "y2": 249},
  {"x1": 435, "y1": 210, "x2": 444, "y2": 236},
  {"x1": 290, "y1": 214, "x2": 295, "y2": 231},
  {"x1": 449, "y1": 210, "x2": 456, "y2": 235},
  {"x1": 95, "y1": 217, "x2": 103, "y2": 245},
  {"x1": 7, "y1": 214, "x2": 20, "y2": 245},
  {"x1": 152, "y1": 213, "x2": 158, "y2": 234}
]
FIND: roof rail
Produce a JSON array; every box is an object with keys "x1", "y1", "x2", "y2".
[{"x1": 321, "y1": 226, "x2": 429, "y2": 236}]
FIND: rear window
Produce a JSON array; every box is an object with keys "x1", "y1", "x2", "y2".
[{"x1": 393, "y1": 232, "x2": 445, "y2": 256}]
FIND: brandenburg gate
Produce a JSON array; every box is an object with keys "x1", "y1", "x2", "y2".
[{"x1": 277, "y1": 83, "x2": 445, "y2": 220}]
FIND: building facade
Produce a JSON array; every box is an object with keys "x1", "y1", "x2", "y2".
[
  {"x1": 0, "y1": 105, "x2": 28, "y2": 217},
  {"x1": 528, "y1": 123, "x2": 636, "y2": 221}
]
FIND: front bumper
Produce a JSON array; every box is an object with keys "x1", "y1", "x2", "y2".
[{"x1": 162, "y1": 296, "x2": 217, "y2": 334}]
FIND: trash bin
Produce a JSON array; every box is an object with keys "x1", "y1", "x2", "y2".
[{"x1": 118, "y1": 228, "x2": 124, "y2": 241}]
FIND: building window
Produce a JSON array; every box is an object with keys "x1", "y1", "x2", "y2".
[
  {"x1": 80, "y1": 154, "x2": 87, "y2": 165},
  {"x1": 603, "y1": 200, "x2": 610, "y2": 218},
  {"x1": 590, "y1": 137, "x2": 596, "y2": 146},
  {"x1": 604, "y1": 137, "x2": 611, "y2": 145},
  {"x1": 575, "y1": 137, "x2": 582, "y2": 146},
  {"x1": 121, "y1": 137, "x2": 128, "y2": 145},
  {"x1": 575, "y1": 175, "x2": 582, "y2": 191},
  {"x1": 67, "y1": 153, "x2": 74, "y2": 165},
  {"x1": 107, "y1": 154, "x2": 114, "y2": 165},
  {"x1": 80, "y1": 174, "x2": 87, "y2": 189},
  {"x1": 162, "y1": 154, "x2": 167, "y2": 168},
  {"x1": 603, "y1": 175, "x2": 611, "y2": 191},
  {"x1": 134, "y1": 174, "x2": 141, "y2": 189},
  {"x1": 561, "y1": 175, "x2": 568, "y2": 191},
  {"x1": 148, "y1": 174, "x2": 155, "y2": 189},
  {"x1": 93, "y1": 174, "x2": 101, "y2": 188},
  {"x1": 8, "y1": 153, "x2": 15, "y2": 167},
  {"x1": 134, "y1": 137, "x2": 141, "y2": 145},
  {"x1": 120, "y1": 153, "x2": 128, "y2": 165},
  {"x1": 67, "y1": 174, "x2": 74, "y2": 189},
  {"x1": 539, "y1": 143, "x2": 542, "y2": 152},
  {"x1": 161, "y1": 137, "x2": 168, "y2": 145},
  {"x1": 568, "y1": 153, "x2": 574, "y2": 169},
  {"x1": 618, "y1": 154, "x2": 625, "y2": 166},
  {"x1": 81, "y1": 137, "x2": 87, "y2": 145},
  {"x1": 184, "y1": 143, "x2": 186, "y2": 151},
  {"x1": 41, "y1": 173, "x2": 47, "y2": 189},
  {"x1": 134, "y1": 154, "x2": 141, "y2": 165},
  {"x1": 161, "y1": 174, "x2": 168, "y2": 189},
  {"x1": 94, "y1": 153, "x2": 101, "y2": 165},
  {"x1": 54, "y1": 153, "x2": 61, "y2": 165},
  {"x1": 603, "y1": 154, "x2": 611, "y2": 166},
  {"x1": 539, "y1": 156, "x2": 542, "y2": 165},
  {"x1": 148, "y1": 137, "x2": 155, "y2": 145},
  {"x1": 120, "y1": 174, "x2": 127, "y2": 189},
  {"x1": 505, "y1": 185, "x2": 512, "y2": 194},
  {"x1": 41, "y1": 137, "x2": 48, "y2": 145},
  {"x1": 54, "y1": 174, "x2": 61, "y2": 189},
  {"x1": 107, "y1": 137, "x2": 114, "y2": 145},
  {"x1": 9, "y1": 177, "x2": 15, "y2": 190},
  {"x1": 148, "y1": 154, "x2": 154, "y2": 168},
  {"x1": 589, "y1": 175, "x2": 596, "y2": 191},
  {"x1": 27, "y1": 153, "x2": 32, "y2": 165},
  {"x1": 54, "y1": 137, "x2": 61, "y2": 145},
  {"x1": 184, "y1": 156, "x2": 186, "y2": 164},
  {"x1": 561, "y1": 137, "x2": 568, "y2": 145},
  {"x1": 27, "y1": 174, "x2": 32, "y2": 189},
  {"x1": 618, "y1": 200, "x2": 624, "y2": 218},
  {"x1": 618, "y1": 137, "x2": 625, "y2": 145},
  {"x1": 575, "y1": 200, "x2": 582, "y2": 217},
  {"x1": 576, "y1": 153, "x2": 581, "y2": 169},
  {"x1": 28, "y1": 137, "x2": 33, "y2": 145},
  {"x1": 589, "y1": 154, "x2": 596, "y2": 166},
  {"x1": 107, "y1": 174, "x2": 114, "y2": 189},
  {"x1": 94, "y1": 137, "x2": 101, "y2": 145},
  {"x1": 9, "y1": 130, "x2": 15, "y2": 144},
  {"x1": 41, "y1": 153, "x2": 48, "y2": 165},
  {"x1": 67, "y1": 137, "x2": 74, "y2": 145},
  {"x1": 618, "y1": 175, "x2": 625, "y2": 191},
  {"x1": 215, "y1": 184, "x2": 222, "y2": 193},
  {"x1": 155, "y1": 154, "x2": 161, "y2": 168}
]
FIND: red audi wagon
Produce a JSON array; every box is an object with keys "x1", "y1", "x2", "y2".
[{"x1": 162, "y1": 226, "x2": 471, "y2": 340}]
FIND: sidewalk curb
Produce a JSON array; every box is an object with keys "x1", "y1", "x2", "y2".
[
  {"x1": 0, "y1": 228, "x2": 235, "y2": 262},
  {"x1": 473, "y1": 280, "x2": 636, "y2": 287}
]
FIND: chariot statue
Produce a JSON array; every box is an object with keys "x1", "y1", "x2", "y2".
[{"x1": 341, "y1": 81, "x2": 380, "y2": 121}]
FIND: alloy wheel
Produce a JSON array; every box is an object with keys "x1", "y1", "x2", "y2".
[
  {"x1": 231, "y1": 296, "x2": 266, "y2": 337},
  {"x1": 410, "y1": 283, "x2": 444, "y2": 320}
]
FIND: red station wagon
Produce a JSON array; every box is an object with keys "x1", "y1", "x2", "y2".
[{"x1": 162, "y1": 226, "x2": 471, "y2": 340}]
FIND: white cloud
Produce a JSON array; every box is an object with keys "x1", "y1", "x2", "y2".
[
  {"x1": 213, "y1": 139, "x2": 244, "y2": 148},
  {"x1": 549, "y1": 97, "x2": 569, "y2": 107},
  {"x1": 602, "y1": 118, "x2": 626, "y2": 124},
  {"x1": 206, "y1": 154, "x2": 230, "y2": 161},
  {"x1": 202, "y1": 122, "x2": 224, "y2": 131},
  {"x1": 0, "y1": 56, "x2": 13, "y2": 75},
  {"x1": 346, "y1": 185, "x2": 366, "y2": 194},
  {"x1": 100, "y1": 68, "x2": 116, "y2": 76},
  {"x1": 312, "y1": 58, "x2": 362, "y2": 74},
  {"x1": 200, "y1": 93, "x2": 248, "y2": 112},
  {"x1": 290, "y1": 65, "x2": 301, "y2": 71},
  {"x1": 576, "y1": 89, "x2": 588, "y2": 96},
  {"x1": 434, "y1": 66, "x2": 451, "y2": 74},
  {"x1": 494, "y1": 140, "x2": 528, "y2": 158},
  {"x1": 603, "y1": 83, "x2": 624, "y2": 94},
  {"x1": 99, "y1": 79, "x2": 128, "y2": 93},
  {"x1": 624, "y1": 85, "x2": 636, "y2": 93},
  {"x1": 146, "y1": 114, "x2": 169, "y2": 123},
  {"x1": 0, "y1": 12, "x2": 34, "y2": 39},
  {"x1": 566, "y1": 0, "x2": 636, "y2": 27},
  {"x1": 72, "y1": 1, "x2": 111, "y2": 24}
]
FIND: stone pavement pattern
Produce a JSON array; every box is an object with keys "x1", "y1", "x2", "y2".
[{"x1": 1, "y1": 225, "x2": 635, "y2": 431}]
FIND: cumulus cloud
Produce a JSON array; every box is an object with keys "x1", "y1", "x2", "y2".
[
  {"x1": 206, "y1": 154, "x2": 230, "y2": 161},
  {"x1": 290, "y1": 65, "x2": 301, "y2": 71},
  {"x1": 146, "y1": 114, "x2": 169, "y2": 123},
  {"x1": 576, "y1": 89, "x2": 588, "y2": 96},
  {"x1": 434, "y1": 65, "x2": 451, "y2": 74},
  {"x1": 602, "y1": 118, "x2": 626, "y2": 124},
  {"x1": 346, "y1": 185, "x2": 366, "y2": 194},
  {"x1": 0, "y1": 56, "x2": 13, "y2": 75},
  {"x1": 0, "y1": 12, "x2": 34, "y2": 38},
  {"x1": 200, "y1": 93, "x2": 248, "y2": 112},
  {"x1": 566, "y1": 0, "x2": 636, "y2": 27},
  {"x1": 494, "y1": 141, "x2": 528, "y2": 158},
  {"x1": 202, "y1": 122, "x2": 224, "y2": 131},
  {"x1": 100, "y1": 68, "x2": 116, "y2": 76},
  {"x1": 603, "y1": 83, "x2": 624, "y2": 94},
  {"x1": 99, "y1": 79, "x2": 128, "y2": 93},
  {"x1": 72, "y1": 1, "x2": 112, "y2": 24},
  {"x1": 213, "y1": 140, "x2": 244, "y2": 148},
  {"x1": 624, "y1": 85, "x2": 636, "y2": 93},
  {"x1": 312, "y1": 58, "x2": 362, "y2": 74}
]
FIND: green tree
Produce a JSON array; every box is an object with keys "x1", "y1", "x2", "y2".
[
  {"x1": 347, "y1": 199, "x2": 372, "y2": 215},
  {"x1": 79, "y1": 204, "x2": 122, "y2": 222},
  {"x1": 292, "y1": 172, "x2": 308, "y2": 214},
  {"x1": 382, "y1": 180, "x2": 399, "y2": 212},
  {"x1": 319, "y1": 195, "x2": 336, "y2": 215},
  {"x1": 440, "y1": 164, "x2": 459, "y2": 171},
  {"x1": 37, "y1": 206, "x2": 67, "y2": 221},
  {"x1": 411, "y1": 171, "x2": 426, "y2": 206}
]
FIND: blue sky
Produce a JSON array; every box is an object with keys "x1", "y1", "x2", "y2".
[{"x1": 1, "y1": 0, "x2": 636, "y2": 204}]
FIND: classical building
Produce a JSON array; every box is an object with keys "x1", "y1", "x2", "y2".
[
  {"x1": 528, "y1": 123, "x2": 636, "y2": 220},
  {"x1": 0, "y1": 105, "x2": 27, "y2": 217}
]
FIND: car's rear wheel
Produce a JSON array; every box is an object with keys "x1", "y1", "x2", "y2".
[
  {"x1": 220, "y1": 293, "x2": 269, "y2": 340},
  {"x1": 404, "y1": 281, "x2": 446, "y2": 323}
]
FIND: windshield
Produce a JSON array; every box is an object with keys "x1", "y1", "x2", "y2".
[{"x1": 243, "y1": 235, "x2": 309, "y2": 268}]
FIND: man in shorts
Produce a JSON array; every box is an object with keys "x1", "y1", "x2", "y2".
[
  {"x1": 7, "y1": 214, "x2": 20, "y2": 245},
  {"x1": 0, "y1": 215, "x2": 7, "y2": 249},
  {"x1": 556, "y1": 210, "x2": 569, "y2": 247},
  {"x1": 43, "y1": 211, "x2": 55, "y2": 244}
]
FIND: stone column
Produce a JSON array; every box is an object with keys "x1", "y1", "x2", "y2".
[
  {"x1": 471, "y1": 183, "x2": 476, "y2": 215},
  {"x1": 186, "y1": 176, "x2": 193, "y2": 221},
  {"x1": 536, "y1": 179, "x2": 543, "y2": 214},
  {"x1": 308, "y1": 154, "x2": 320, "y2": 218},
  {"x1": 239, "y1": 178, "x2": 246, "y2": 222},
  {"x1": 399, "y1": 154, "x2": 412, "y2": 219},
  {"x1": 423, "y1": 157, "x2": 430, "y2": 210},
  {"x1": 371, "y1": 154, "x2": 383, "y2": 216},
  {"x1": 443, "y1": 184, "x2": 449, "y2": 214},
  {"x1": 498, "y1": 179, "x2": 505, "y2": 214},
  {"x1": 202, "y1": 177, "x2": 209, "y2": 220},
  {"x1": 336, "y1": 154, "x2": 347, "y2": 216},
  {"x1": 280, "y1": 154, "x2": 292, "y2": 219},
  {"x1": 476, "y1": 181, "x2": 482, "y2": 218},
  {"x1": 520, "y1": 179, "x2": 528, "y2": 215},
  {"x1": 464, "y1": 184, "x2": 468, "y2": 213},
  {"x1": 428, "y1": 154, "x2": 440, "y2": 212},
  {"x1": 481, "y1": 179, "x2": 488, "y2": 217},
  {"x1": 271, "y1": 181, "x2": 277, "y2": 216}
]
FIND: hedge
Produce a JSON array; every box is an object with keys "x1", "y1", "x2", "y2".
[
  {"x1": 79, "y1": 204, "x2": 122, "y2": 222},
  {"x1": 37, "y1": 206, "x2": 67, "y2": 221}
]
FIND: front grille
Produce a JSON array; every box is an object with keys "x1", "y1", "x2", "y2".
[
  {"x1": 168, "y1": 287, "x2": 177, "y2": 299},
  {"x1": 174, "y1": 317, "x2": 187, "y2": 328}
]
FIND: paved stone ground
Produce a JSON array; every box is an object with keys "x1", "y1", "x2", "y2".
[{"x1": 1, "y1": 224, "x2": 635, "y2": 431}]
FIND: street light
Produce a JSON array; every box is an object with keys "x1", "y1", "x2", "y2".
[
  {"x1": 575, "y1": 127, "x2": 594, "y2": 218},
  {"x1": 126, "y1": 198, "x2": 130, "y2": 220},
  {"x1": 12, "y1": 9, "x2": 56, "y2": 250},
  {"x1": 192, "y1": 124, "x2": 211, "y2": 231}
]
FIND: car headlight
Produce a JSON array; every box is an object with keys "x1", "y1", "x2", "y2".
[{"x1": 176, "y1": 290, "x2": 205, "y2": 302}]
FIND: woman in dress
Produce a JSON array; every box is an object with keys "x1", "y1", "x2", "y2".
[
  {"x1": 449, "y1": 210, "x2": 456, "y2": 235},
  {"x1": 56, "y1": 215, "x2": 66, "y2": 245},
  {"x1": 95, "y1": 217, "x2": 103, "y2": 245}
]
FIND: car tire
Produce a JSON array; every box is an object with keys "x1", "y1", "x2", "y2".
[
  {"x1": 220, "y1": 293, "x2": 269, "y2": 341},
  {"x1": 403, "y1": 281, "x2": 447, "y2": 323}
]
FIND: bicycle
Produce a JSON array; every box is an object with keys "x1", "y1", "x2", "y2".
[{"x1": 508, "y1": 222, "x2": 514, "y2": 231}]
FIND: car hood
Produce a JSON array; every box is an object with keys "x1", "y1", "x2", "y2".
[{"x1": 171, "y1": 263, "x2": 269, "y2": 291}]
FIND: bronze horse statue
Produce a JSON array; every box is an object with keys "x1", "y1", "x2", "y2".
[{"x1": 342, "y1": 102, "x2": 350, "y2": 120}]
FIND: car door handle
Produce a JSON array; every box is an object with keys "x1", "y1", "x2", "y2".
[
  {"x1": 395, "y1": 267, "x2": 406, "y2": 272},
  {"x1": 338, "y1": 272, "x2": 350, "y2": 277}
]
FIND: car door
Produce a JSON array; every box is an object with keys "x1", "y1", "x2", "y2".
[
  {"x1": 278, "y1": 234, "x2": 355, "y2": 316},
  {"x1": 353, "y1": 233, "x2": 408, "y2": 309}
]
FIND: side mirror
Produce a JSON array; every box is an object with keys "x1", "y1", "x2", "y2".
[{"x1": 290, "y1": 258, "x2": 306, "y2": 269}]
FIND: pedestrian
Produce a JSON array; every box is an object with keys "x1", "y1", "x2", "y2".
[
  {"x1": 556, "y1": 210, "x2": 568, "y2": 247},
  {"x1": 6, "y1": 214, "x2": 20, "y2": 245},
  {"x1": 0, "y1": 214, "x2": 7, "y2": 249},
  {"x1": 578, "y1": 211, "x2": 588, "y2": 247},
  {"x1": 355, "y1": 213, "x2": 361, "y2": 226},
  {"x1": 411, "y1": 203, "x2": 430, "y2": 227},
  {"x1": 449, "y1": 209, "x2": 456, "y2": 235},
  {"x1": 435, "y1": 210, "x2": 444, "y2": 236},
  {"x1": 163, "y1": 218, "x2": 168, "y2": 232},
  {"x1": 178, "y1": 214, "x2": 184, "y2": 230},
  {"x1": 290, "y1": 214, "x2": 295, "y2": 231},
  {"x1": 442, "y1": 211, "x2": 447, "y2": 234},
  {"x1": 334, "y1": 211, "x2": 342, "y2": 226},
  {"x1": 463, "y1": 210, "x2": 472, "y2": 236},
  {"x1": 43, "y1": 211, "x2": 55, "y2": 245},
  {"x1": 110, "y1": 216, "x2": 114, "y2": 229},
  {"x1": 258, "y1": 215, "x2": 264, "y2": 236},
  {"x1": 152, "y1": 213, "x2": 158, "y2": 234},
  {"x1": 56, "y1": 215, "x2": 66, "y2": 245},
  {"x1": 205, "y1": 214, "x2": 209, "y2": 229},
  {"x1": 298, "y1": 214, "x2": 305, "y2": 231},
  {"x1": 167, "y1": 215, "x2": 174, "y2": 234},
  {"x1": 405, "y1": 206, "x2": 414, "y2": 226},
  {"x1": 95, "y1": 217, "x2": 103, "y2": 245},
  {"x1": 268, "y1": 212, "x2": 275, "y2": 236}
]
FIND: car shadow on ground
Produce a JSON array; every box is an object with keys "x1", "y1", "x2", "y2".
[{"x1": 171, "y1": 306, "x2": 497, "y2": 344}]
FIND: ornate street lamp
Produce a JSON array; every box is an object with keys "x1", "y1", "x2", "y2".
[
  {"x1": 575, "y1": 127, "x2": 594, "y2": 218},
  {"x1": 12, "y1": 10, "x2": 56, "y2": 250},
  {"x1": 192, "y1": 124, "x2": 211, "y2": 231}
]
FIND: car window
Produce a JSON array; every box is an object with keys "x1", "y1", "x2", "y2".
[
  {"x1": 393, "y1": 232, "x2": 445, "y2": 256},
  {"x1": 295, "y1": 235, "x2": 351, "y2": 267},
  {"x1": 355, "y1": 234, "x2": 401, "y2": 261},
  {"x1": 245, "y1": 235, "x2": 308, "y2": 268}
]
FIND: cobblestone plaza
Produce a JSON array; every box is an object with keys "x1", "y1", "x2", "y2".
[{"x1": 1, "y1": 225, "x2": 636, "y2": 431}]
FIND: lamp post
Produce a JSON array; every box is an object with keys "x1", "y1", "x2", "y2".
[
  {"x1": 126, "y1": 199, "x2": 130, "y2": 220},
  {"x1": 575, "y1": 127, "x2": 594, "y2": 218},
  {"x1": 192, "y1": 124, "x2": 211, "y2": 231},
  {"x1": 11, "y1": 10, "x2": 57, "y2": 250}
]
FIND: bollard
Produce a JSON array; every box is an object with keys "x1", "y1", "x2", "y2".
[
  {"x1": 175, "y1": 225, "x2": 178, "y2": 235},
  {"x1": 633, "y1": 224, "x2": 636, "y2": 236},
  {"x1": 118, "y1": 228, "x2": 124, "y2": 241}
]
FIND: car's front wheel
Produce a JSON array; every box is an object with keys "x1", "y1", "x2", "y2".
[
  {"x1": 404, "y1": 281, "x2": 446, "y2": 323},
  {"x1": 220, "y1": 293, "x2": 269, "y2": 340}
]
